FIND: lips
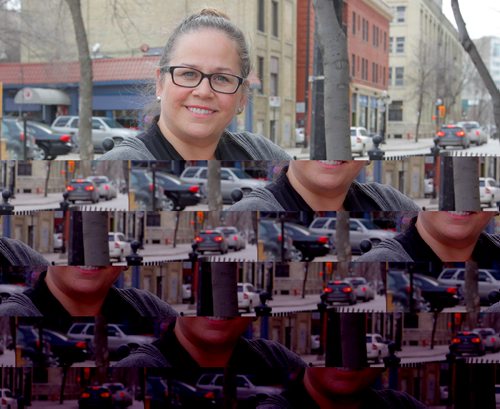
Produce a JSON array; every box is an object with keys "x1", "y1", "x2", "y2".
[
  {"x1": 318, "y1": 160, "x2": 347, "y2": 169},
  {"x1": 186, "y1": 106, "x2": 216, "y2": 115}
]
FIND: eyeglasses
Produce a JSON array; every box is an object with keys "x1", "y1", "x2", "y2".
[{"x1": 162, "y1": 66, "x2": 244, "y2": 94}]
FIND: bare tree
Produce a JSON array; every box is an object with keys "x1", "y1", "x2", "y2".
[
  {"x1": 335, "y1": 211, "x2": 351, "y2": 279},
  {"x1": 313, "y1": 0, "x2": 351, "y2": 159},
  {"x1": 207, "y1": 161, "x2": 222, "y2": 211},
  {"x1": 452, "y1": 0, "x2": 500, "y2": 139}
]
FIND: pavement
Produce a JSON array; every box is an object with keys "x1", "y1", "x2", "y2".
[{"x1": 285, "y1": 137, "x2": 435, "y2": 159}]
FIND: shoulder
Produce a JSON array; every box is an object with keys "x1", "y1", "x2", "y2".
[
  {"x1": 0, "y1": 238, "x2": 49, "y2": 266},
  {"x1": 99, "y1": 136, "x2": 155, "y2": 160},
  {"x1": 114, "y1": 343, "x2": 169, "y2": 367},
  {"x1": 372, "y1": 389, "x2": 428, "y2": 408},
  {"x1": 228, "y1": 131, "x2": 292, "y2": 160},
  {"x1": 115, "y1": 288, "x2": 179, "y2": 318},
  {"x1": 246, "y1": 338, "x2": 307, "y2": 369},
  {"x1": 227, "y1": 188, "x2": 284, "y2": 211},
  {"x1": 483, "y1": 233, "x2": 500, "y2": 247},
  {"x1": 356, "y1": 239, "x2": 412, "y2": 262},
  {"x1": 0, "y1": 293, "x2": 42, "y2": 316},
  {"x1": 354, "y1": 182, "x2": 420, "y2": 211}
]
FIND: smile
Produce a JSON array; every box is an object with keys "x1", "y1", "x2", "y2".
[{"x1": 187, "y1": 106, "x2": 215, "y2": 115}]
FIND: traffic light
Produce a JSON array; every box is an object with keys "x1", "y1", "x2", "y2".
[
  {"x1": 438, "y1": 105, "x2": 446, "y2": 118},
  {"x1": 196, "y1": 211, "x2": 204, "y2": 224}
]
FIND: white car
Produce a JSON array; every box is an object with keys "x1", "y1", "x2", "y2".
[
  {"x1": 366, "y1": 333, "x2": 389, "y2": 363},
  {"x1": 87, "y1": 176, "x2": 118, "y2": 200},
  {"x1": 424, "y1": 178, "x2": 434, "y2": 198},
  {"x1": 215, "y1": 226, "x2": 246, "y2": 251},
  {"x1": 350, "y1": 127, "x2": 371, "y2": 157},
  {"x1": 472, "y1": 328, "x2": 500, "y2": 352},
  {"x1": 344, "y1": 277, "x2": 375, "y2": 302},
  {"x1": 479, "y1": 177, "x2": 500, "y2": 208},
  {"x1": 237, "y1": 282, "x2": 261, "y2": 313},
  {"x1": 108, "y1": 232, "x2": 131, "y2": 262},
  {"x1": 0, "y1": 388, "x2": 17, "y2": 409},
  {"x1": 53, "y1": 232, "x2": 63, "y2": 252}
]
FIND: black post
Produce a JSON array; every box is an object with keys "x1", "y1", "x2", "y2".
[
  {"x1": 68, "y1": 211, "x2": 84, "y2": 265},
  {"x1": 197, "y1": 261, "x2": 213, "y2": 316},
  {"x1": 22, "y1": 114, "x2": 28, "y2": 161},
  {"x1": 439, "y1": 155, "x2": 455, "y2": 210},
  {"x1": 367, "y1": 135, "x2": 385, "y2": 160},
  {"x1": 430, "y1": 137, "x2": 440, "y2": 200}
]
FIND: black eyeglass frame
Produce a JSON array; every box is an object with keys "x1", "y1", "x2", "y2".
[{"x1": 161, "y1": 65, "x2": 245, "y2": 95}]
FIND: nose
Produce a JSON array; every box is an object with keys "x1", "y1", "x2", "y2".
[{"x1": 192, "y1": 77, "x2": 214, "y2": 97}]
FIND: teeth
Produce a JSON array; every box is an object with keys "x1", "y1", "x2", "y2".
[
  {"x1": 79, "y1": 266, "x2": 100, "y2": 270},
  {"x1": 448, "y1": 211, "x2": 472, "y2": 216},
  {"x1": 208, "y1": 317, "x2": 230, "y2": 321},
  {"x1": 320, "y1": 160, "x2": 344, "y2": 165},
  {"x1": 188, "y1": 107, "x2": 213, "y2": 115}
]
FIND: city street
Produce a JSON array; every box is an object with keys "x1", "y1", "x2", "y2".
[
  {"x1": 29, "y1": 399, "x2": 144, "y2": 409},
  {"x1": 11, "y1": 192, "x2": 128, "y2": 211}
]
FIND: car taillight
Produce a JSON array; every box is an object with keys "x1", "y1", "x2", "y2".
[
  {"x1": 446, "y1": 287, "x2": 457, "y2": 295},
  {"x1": 233, "y1": 235, "x2": 238, "y2": 241},
  {"x1": 60, "y1": 134, "x2": 71, "y2": 143},
  {"x1": 356, "y1": 137, "x2": 362, "y2": 143},
  {"x1": 204, "y1": 391, "x2": 216, "y2": 400},
  {"x1": 100, "y1": 392, "x2": 110, "y2": 398},
  {"x1": 405, "y1": 286, "x2": 412, "y2": 294},
  {"x1": 456, "y1": 131, "x2": 465, "y2": 137},
  {"x1": 195, "y1": 236, "x2": 203, "y2": 243},
  {"x1": 243, "y1": 293, "x2": 249, "y2": 299},
  {"x1": 471, "y1": 337, "x2": 481, "y2": 344},
  {"x1": 485, "y1": 187, "x2": 491, "y2": 194},
  {"x1": 437, "y1": 131, "x2": 445, "y2": 137},
  {"x1": 451, "y1": 337, "x2": 461, "y2": 344},
  {"x1": 475, "y1": 130, "x2": 480, "y2": 136},
  {"x1": 75, "y1": 341, "x2": 86, "y2": 349},
  {"x1": 148, "y1": 183, "x2": 154, "y2": 192},
  {"x1": 119, "y1": 392, "x2": 126, "y2": 398},
  {"x1": 85, "y1": 185, "x2": 94, "y2": 191},
  {"x1": 114, "y1": 242, "x2": 120, "y2": 248},
  {"x1": 317, "y1": 236, "x2": 329, "y2": 244},
  {"x1": 104, "y1": 185, "x2": 109, "y2": 190},
  {"x1": 370, "y1": 344, "x2": 378, "y2": 350},
  {"x1": 342, "y1": 287, "x2": 352, "y2": 293},
  {"x1": 213, "y1": 236, "x2": 223, "y2": 242},
  {"x1": 20, "y1": 131, "x2": 25, "y2": 141},
  {"x1": 277, "y1": 235, "x2": 282, "y2": 242},
  {"x1": 491, "y1": 337, "x2": 496, "y2": 343},
  {"x1": 324, "y1": 287, "x2": 333, "y2": 293},
  {"x1": 361, "y1": 287, "x2": 367, "y2": 292},
  {"x1": 81, "y1": 393, "x2": 90, "y2": 399},
  {"x1": 188, "y1": 185, "x2": 199, "y2": 193},
  {"x1": 66, "y1": 186, "x2": 75, "y2": 191}
]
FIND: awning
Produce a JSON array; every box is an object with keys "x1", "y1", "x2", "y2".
[{"x1": 14, "y1": 87, "x2": 70, "y2": 105}]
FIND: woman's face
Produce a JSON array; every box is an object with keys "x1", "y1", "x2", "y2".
[
  {"x1": 288, "y1": 160, "x2": 366, "y2": 195},
  {"x1": 417, "y1": 211, "x2": 495, "y2": 248},
  {"x1": 156, "y1": 28, "x2": 247, "y2": 147}
]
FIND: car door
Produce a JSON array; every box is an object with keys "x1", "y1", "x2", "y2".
[
  {"x1": 349, "y1": 220, "x2": 364, "y2": 250},
  {"x1": 220, "y1": 168, "x2": 236, "y2": 200},
  {"x1": 91, "y1": 118, "x2": 109, "y2": 149}
]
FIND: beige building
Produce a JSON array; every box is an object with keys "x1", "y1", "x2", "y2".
[
  {"x1": 20, "y1": 0, "x2": 297, "y2": 147},
  {"x1": 385, "y1": 0, "x2": 465, "y2": 140}
]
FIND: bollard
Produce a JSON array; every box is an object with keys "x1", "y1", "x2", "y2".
[
  {"x1": 0, "y1": 190, "x2": 14, "y2": 237},
  {"x1": 255, "y1": 291, "x2": 272, "y2": 339},
  {"x1": 367, "y1": 135, "x2": 385, "y2": 160},
  {"x1": 126, "y1": 241, "x2": 143, "y2": 288}
]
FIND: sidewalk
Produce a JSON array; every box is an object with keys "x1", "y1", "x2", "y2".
[{"x1": 10, "y1": 192, "x2": 63, "y2": 209}]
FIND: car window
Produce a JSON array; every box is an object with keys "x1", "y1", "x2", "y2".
[
  {"x1": 102, "y1": 118, "x2": 124, "y2": 128},
  {"x1": 214, "y1": 377, "x2": 224, "y2": 386},
  {"x1": 359, "y1": 128, "x2": 368, "y2": 136},
  {"x1": 310, "y1": 219, "x2": 328, "y2": 228},
  {"x1": 287, "y1": 224, "x2": 310, "y2": 235},
  {"x1": 230, "y1": 168, "x2": 252, "y2": 179},
  {"x1": 92, "y1": 119, "x2": 104, "y2": 130},
  {"x1": 440, "y1": 269, "x2": 457, "y2": 279},
  {"x1": 199, "y1": 169, "x2": 208, "y2": 179},
  {"x1": 456, "y1": 270, "x2": 465, "y2": 280},
  {"x1": 221, "y1": 169, "x2": 231, "y2": 180},
  {"x1": 245, "y1": 284, "x2": 256, "y2": 292},
  {"x1": 70, "y1": 118, "x2": 79, "y2": 128},
  {"x1": 197, "y1": 374, "x2": 212, "y2": 385},
  {"x1": 52, "y1": 117, "x2": 71, "y2": 127},
  {"x1": 182, "y1": 168, "x2": 199, "y2": 178},
  {"x1": 488, "y1": 270, "x2": 500, "y2": 280},
  {"x1": 358, "y1": 219, "x2": 377, "y2": 229},
  {"x1": 68, "y1": 323, "x2": 86, "y2": 334},
  {"x1": 116, "y1": 234, "x2": 126, "y2": 241}
]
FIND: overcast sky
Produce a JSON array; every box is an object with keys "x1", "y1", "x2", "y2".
[{"x1": 442, "y1": 0, "x2": 500, "y2": 39}]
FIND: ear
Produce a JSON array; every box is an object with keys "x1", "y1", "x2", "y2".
[
  {"x1": 156, "y1": 67, "x2": 165, "y2": 97},
  {"x1": 236, "y1": 88, "x2": 248, "y2": 115}
]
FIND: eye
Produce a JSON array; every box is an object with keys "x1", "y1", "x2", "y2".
[{"x1": 212, "y1": 74, "x2": 232, "y2": 84}]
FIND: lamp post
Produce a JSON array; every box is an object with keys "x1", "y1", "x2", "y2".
[
  {"x1": 379, "y1": 91, "x2": 390, "y2": 143},
  {"x1": 435, "y1": 98, "x2": 443, "y2": 132}
]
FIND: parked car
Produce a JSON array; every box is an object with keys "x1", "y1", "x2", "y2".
[
  {"x1": 258, "y1": 219, "x2": 301, "y2": 262},
  {"x1": 51, "y1": 116, "x2": 139, "y2": 152},
  {"x1": 87, "y1": 176, "x2": 118, "y2": 200},
  {"x1": 472, "y1": 328, "x2": 500, "y2": 352},
  {"x1": 129, "y1": 168, "x2": 177, "y2": 211},
  {"x1": 0, "y1": 284, "x2": 27, "y2": 302},
  {"x1": 437, "y1": 268, "x2": 500, "y2": 305},
  {"x1": 108, "y1": 232, "x2": 131, "y2": 262},
  {"x1": 102, "y1": 383, "x2": 133, "y2": 408},
  {"x1": 295, "y1": 127, "x2": 305, "y2": 147},
  {"x1": 53, "y1": 232, "x2": 64, "y2": 252},
  {"x1": 479, "y1": 177, "x2": 500, "y2": 208},
  {"x1": 24, "y1": 120, "x2": 73, "y2": 159},
  {"x1": 282, "y1": 222, "x2": 331, "y2": 261},
  {"x1": 78, "y1": 385, "x2": 113, "y2": 409},
  {"x1": 387, "y1": 270, "x2": 425, "y2": 312},
  {"x1": 195, "y1": 373, "x2": 282, "y2": 404},
  {"x1": 456, "y1": 121, "x2": 488, "y2": 145},
  {"x1": 194, "y1": 230, "x2": 228, "y2": 255},
  {"x1": 449, "y1": 331, "x2": 485, "y2": 356},
  {"x1": 344, "y1": 277, "x2": 375, "y2": 302},
  {"x1": 215, "y1": 226, "x2": 246, "y2": 251},
  {"x1": 1, "y1": 118, "x2": 41, "y2": 160},
  {"x1": 366, "y1": 333, "x2": 389, "y2": 363},
  {"x1": 0, "y1": 388, "x2": 17, "y2": 409},
  {"x1": 424, "y1": 178, "x2": 434, "y2": 198},
  {"x1": 182, "y1": 284, "x2": 192, "y2": 303},
  {"x1": 436, "y1": 124, "x2": 470, "y2": 149},
  {"x1": 411, "y1": 273, "x2": 460, "y2": 312},
  {"x1": 180, "y1": 166, "x2": 268, "y2": 203},
  {"x1": 67, "y1": 323, "x2": 155, "y2": 356},
  {"x1": 155, "y1": 171, "x2": 202, "y2": 210},
  {"x1": 320, "y1": 280, "x2": 357, "y2": 306},
  {"x1": 309, "y1": 217, "x2": 396, "y2": 254},
  {"x1": 237, "y1": 282, "x2": 260, "y2": 312},
  {"x1": 66, "y1": 179, "x2": 100, "y2": 204},
  {"x1": 350, "y1": 127, "x2": 371, "y2": 157}
]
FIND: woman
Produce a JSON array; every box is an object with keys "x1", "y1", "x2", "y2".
[
  {"x1": 228, "y1": 160, "x2": 420, "y2": 211},
  {"x1": 100, "y1": 9, "x2": 290, "y2": 160}
]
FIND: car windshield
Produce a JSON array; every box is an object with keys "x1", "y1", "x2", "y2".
[
  {"x1": 228, "y1": 168, "x2": 253, "y2": 179},
  {"x1": 29, "y1": 122, "x2": 56, "y2": 134},
  {"x1": 310, "y1": 218, "x2": 329, "y2": 228},
  {"x1": 101, "y1": 118, "x2": 124, "y2": 128},
  {"x1": 359, "y1": 219, "x2": 377, "y2": 229},
  {"x1": 488, "y1": 270, "x2": 500, "y2": 280},
  {"x1": 287, "y1": 224, "x2": 310, "y2": 235}
]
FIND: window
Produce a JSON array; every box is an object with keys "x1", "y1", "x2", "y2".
[
  {"x1": 388, "y1": 100, "x2": 403, "y2": 121},
  {"x1": 384, "y1": 32, "x2": 387, "y2": 51},
  {"x1": 361, "y1": 58, "x2": 368, "y2": 80},
  {"x1": 362, "y1": 18, "x2": 369, "y2": 41},
  {"x1": 146, "y1": 212, "x2": 161, "y2": 227},
  {"x1": 17, "y1": 162, "x2": 32, "y2": 176},
  {"x1": 270, "y1": 57, "x2": 279, "y2": 96},
  {"x1": 257, "y1": 56, "x2": 265, "y2": 94},
  {"x1": 352, "y1": 12, "x2": 356, "y2": 35},
  {"x1": 271, "y1": 0, "x2": 279, "y2": 37},
  {"x1": 395, "y1": 6, "x2": 406, "y2": 23},
  {"x1": 395, "y1": 67, "x2": 405, "y2": 86},
  {"x1": 388, "y1": 67, "x2": 393, "y2": 85},
  {"x1": 389, "y1": 37, "x2": 393, "y2": 53},
  {"x1": 383, "y1": 67, "x2": 386, "y2": 86},
  {"x1": 257, "y1": 0, "x2": 265, "y2": 32},
  {"x1": 372, "y1": 63, "x2": 378, "y2": 83},
  {"x1": 396, "y1": 37, "x2": 405, "y2": 53},
  {"x1": 373, "y1": 26, "x2": 379, "y2": 47},
  {"x1": 351, "y1": 54, "x2": 356, "y2": 77}
]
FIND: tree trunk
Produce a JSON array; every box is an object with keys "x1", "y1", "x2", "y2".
[
  {"x1": 94, "y1": 313, "x2": 109, "y2": 380},
  {"x1": 207, "y1": 161, "x2": 222, "y2": 211},
  {"x1": 335, "y1": 211, "x2": 351, "y2": 267},
  {"x1": 313, "y1": 0, "x2": 351, "y2": 159},
  {"x1": 43, "y1": 161, "x2": 51, "y2": 198},
  {"x1": 302, "y1": 262, "x2": 309, "y2": 299},
  {"x1": 451, "y1": 0, "x2": 500, "y2": 141},
  {"x1": 464, "y1": 261, "x2": 480, "y2": 328},
  {"x1": 82, "y1": 211, "x2": 110, "y2": 265},
  {"x1": 453, "y1": 157, "x2": 480, "y2": 211},
  {"x1": 65, "y1": 0, "x2": 94, "y2": 161}
]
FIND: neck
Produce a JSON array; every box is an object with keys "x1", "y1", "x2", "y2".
[
  {"x1": 174, "y1": 324, "x2": 234, "y2": 367},
  {"x1": 157, "y1": 118, "x2": 218, "y2": 160},
  {"x1": 303, "y1": 371, "x2": 363, "y2": 409},
  {"x1": 415, "y1": 219, "x2": 476, "y2": 261},
  {"x1": 44, "y1": 276, "x2": 106, "y2": 316},
  {"x1": 286, "y1": 168, "x2": 347, "y2": 211}
]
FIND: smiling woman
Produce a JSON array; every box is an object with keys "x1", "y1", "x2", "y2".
[{"x1": 99, "y1": 8, "x2": 290, "y2": 161}]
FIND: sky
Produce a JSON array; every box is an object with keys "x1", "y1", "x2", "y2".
[{"x1": 442, "y1": 0, "x2": 500, "y2": 39}]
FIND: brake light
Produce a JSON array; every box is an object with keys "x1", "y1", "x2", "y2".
[
  {"x1": 356, "y1": 137, "x2": 362, "y2": 143},
  {"x1": 455, "y1": 131, "x2": 465, "y2": 137},
  {"x1": 371, "y1": 344, "x2": 378, "y2": 350},
  {"x1": 84, "y1": 185, "x2": 94, "y2": 191},
  {"x1": 66, "y1": 186, "x2": 75, "y2": 191},
  {"x1": 205, "y1": 230, "x2": 214, "y2": 234},
  {"x1": 213, "y1": 236, "x2": 223, "y2": 242},
  {"x1": 114, "y1": 242, "x2": 120, "y2": 248},
  {"x1": 204, "y1": 391, "x2": 216, "y2": 400},
  {"x1": 446, "y1": 287, "x2": 457, "y2": 295},
  {"x1": 475, "y1": 130, "x2": 480, "y2": 136},
  {"x1": 491, "y1": 337, "x2": 496, "y2": 343},
  {"x1": 20, "y1": 131, "x2": 25, "y2": 141},
  {"x1": 317, "y1": 236, "x2": 329, "y2": 244},
  {"x1": 437, "y1": 131, "x2": 445, "y2": 137},
  {"x1": 333, "y1": 280, "x2": 342, "y2": 284},
  {"x1": 100, "y1": 392, "x2": 110, "y2": 398},
  {"x1": 471, "y1": 337, "x2": 481, "y2": 344},
  {"x1": 233, "y1": 235, "x2": 238, "y2": 241},
  {"x1": 195, "y1": 236, "x2": 203, "y2": 243},
  {"x1": 342, "y1": 286, "x2": 353, "y2": 293},
  {"x1": 462, "y1": 331, "x2": 471, "y2": 335},
  {"x1": 148, "y1": 183, "x2": 154, "y2": 192},
  {"x1": 75, "y1": 341, "x2": 86, "y2": 349},
  {"x1": 188, "y1": 185, "x2": 199, "y2": 193},
  {"x1": 277, "y1": 234, "x2": 282, "y2": 242},
  {"x1": 104, "y1": 185, "x2": 109, "y2": 190},
  {"x1": 324, "y1": 287, "x2": 333, "y2": 293},
  {"x1": 451, "y1": 337, "x2": 461, "y2": 344},
  {"x1": 362, "y1": 287, "x2": 367, "y2": 292},
  {"x1": 60, "y1": 134, "x2": 71, "y2": 143},
  {"x1": 81, "y1": 393, "x2": 90, "y2": 399},
  {"x1": 485, "y1": 187, "x2": 491, "y2": 194},
  {"x1": 243, "y1": 293, "x2": 249, "y2": 299},
  {"x1": 75, "y1": 179, "x2": 85, "y2": 182},
  {"x1": 119, "y1": 392, "x2": 125, "y2": 398}
]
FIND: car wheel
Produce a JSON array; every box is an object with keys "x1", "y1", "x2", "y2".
[
  {"x1": 92, "y1": 196, "x2": 99, "y2": 204},
  {"x1": 161, "y1": 196, "x2": 176, "y2": 211}
]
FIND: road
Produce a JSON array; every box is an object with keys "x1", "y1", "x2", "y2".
[
  {"x1": 29, "y1": 399, "x2": 144, "y2": 408},
  {"x1": 384, "y1": 139, "x2": 500, "y2": 158}
]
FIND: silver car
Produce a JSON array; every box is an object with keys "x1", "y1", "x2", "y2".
[
  {"x1": 215, "y1": 226, "x2": 246, "y2": 250},
  {"x1": 345, "y1": 277, "x2": 375, "y2": 302},
  {"x1": 87, "y1": 175, "x2": 118, "y2": 200},
  {"x1": 456, "y1": 121, "x2": 488, "y2": 145}
]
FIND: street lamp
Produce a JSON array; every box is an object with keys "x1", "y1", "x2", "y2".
[
  {"x1": 378, "y1": 91, "x2": 390, "y2": 143},
  {"x1": 435, "y1": 98, "x2": 443, "y2": 132}
]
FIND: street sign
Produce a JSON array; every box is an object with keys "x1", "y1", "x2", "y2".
[{"x1": 269, "y1": 96, "x2": 281, "y2": 108}]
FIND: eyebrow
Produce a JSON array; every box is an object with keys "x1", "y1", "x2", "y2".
[{"x1": 178, "y1": 63, "x2": 236, "y2": 73}]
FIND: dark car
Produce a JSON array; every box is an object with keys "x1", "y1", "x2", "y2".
[
  {"x1": 155, "y1": 171, "x2": 202, "y2": 210},
  {"x1": 78, "y1": 385, "x2": 113, "y2": 409},
  {"x1": 1, "y1": 118, "x2": 41, "y2": 159},
  {"x1": 130, "y1": 168, "x2": 175, "y2": 211},
  {"x1": 387, "y1": 270, "x2": 425, "y2": 312},
  {"x1": 258, "y1": 219, "x2": 301, "y2": 262},
  {"x1": 18, "y1": 325, "x2": 88, "y2": 365},
  {"x1": 411, "y1": 274, "x2": 460, "y2": 312},
  {"x1": 449, "y1": 331, "x2": 485, "y2": 356},
  {"x1": 320, "y1": 280, "x2": 357, "y2": 305},
  {"x1": 102, "y1": 383, "x2": 133, "y2": 408},
  {"x1": 436, "y1": 124, "x2": 470, "y2": 149},
  {"x1": 194, "y1": 230, "x2": 228, "y2": 255},
  {"x1": 15, "y1": 326, "x2": 58, "y2": 367},
  {"x1": 25, "y1": 120, "x2": 73, "y2": 159},
  {"x1": 146, "y1": 376, "x2": 215, "y2": 409},
  {"x1": 66, "y1": 179, "x2": 100, "y2": 204},
  {"x1": 283, "y1": 222, "x2": 330, "y2": 261}
]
